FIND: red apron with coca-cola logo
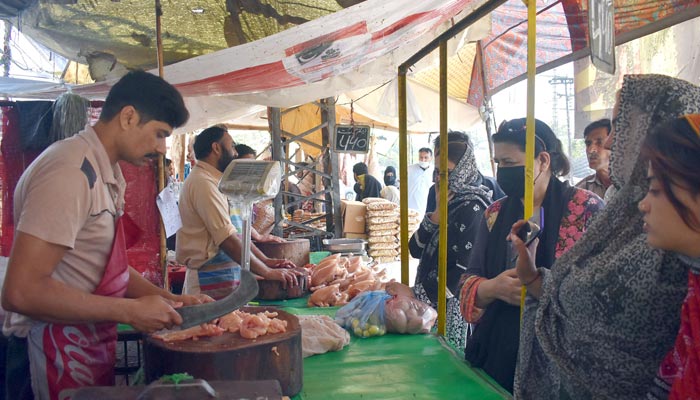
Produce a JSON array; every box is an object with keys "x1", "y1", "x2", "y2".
[{"x1": 27, "y1": 216, "x2": 130, "y2": 400}]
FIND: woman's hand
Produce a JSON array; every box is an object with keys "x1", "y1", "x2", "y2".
[
  {"x1": 508, "y1": 220, "x2": 539, "y2": 284},
  {"x1": 509, "y1": 219, "x2": 543, "y2": 299},
  {"x1": 477, "y1": 269, "x2": 522, "y2": 306},
  {"x1": 385, "y1": 281, "x2": 415, "y2": 298}
]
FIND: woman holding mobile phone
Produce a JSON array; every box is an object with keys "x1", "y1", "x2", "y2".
[{"x1": 459, "y1": 118, "x2": 605, "y2": 393}]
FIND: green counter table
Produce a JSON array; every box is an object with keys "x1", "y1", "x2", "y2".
[{"x1": 257, "y1": 299, "x2": 510, "y2": 399}]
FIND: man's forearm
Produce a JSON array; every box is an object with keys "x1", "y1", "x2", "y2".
[
  {"x1": 125, "y1": 267, "x2": 173, "y2": 300},
  {"x1": 220, "y1": 235, "x2": 271, "y2": 278}
]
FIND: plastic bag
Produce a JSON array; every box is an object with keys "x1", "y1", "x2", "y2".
[
  {"x1": 384, "y1": 295, "x2": 438, "y2": 334},
  {"x1": 335, "y1": 291, "x2": 391, "y2": 338},
  {"x1": 299, "y1": 315, "x2": 350, "y2": 358}
]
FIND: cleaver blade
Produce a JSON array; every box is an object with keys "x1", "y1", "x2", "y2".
[{"x1": 176, "y1": 269, "x2": 259, "y2": 329}]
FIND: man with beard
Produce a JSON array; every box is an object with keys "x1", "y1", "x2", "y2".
[
  {"x1": 176, "y1": 125, "x2": 302, "y2": 299},
  {"x1": 575, "y1": 119, "x2": 612, "y2": 199}
]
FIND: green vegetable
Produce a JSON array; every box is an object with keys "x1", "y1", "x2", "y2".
[{"x1": 160, "y1": 373, "x2": 194, "y2": 385}]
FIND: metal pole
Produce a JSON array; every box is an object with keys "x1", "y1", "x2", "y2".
[
  {"x1": 398, "y1": 74, "x2": 409, "y2": 285},
  {"x1": 321, "y1": 98, "x2": 342, "y2": 238},
  {"x1": 269, "y1": 107, "x2": 284, "y2": 237},
  {"x1": 521, "y1": 0, "x2": 537, "y2": 314},
  {"x1": 437, "y1": 40, "x2": 448, "y2": 336}
]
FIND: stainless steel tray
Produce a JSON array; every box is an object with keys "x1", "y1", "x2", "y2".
[{"x1": 322, "y1": 238, "x2": 366, "y2": 253}]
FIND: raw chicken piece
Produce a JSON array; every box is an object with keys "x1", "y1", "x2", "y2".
[
  {"x1": 346, "y1": 257, "x2": 363, "y2": 273},
  {"x1": 311, "y1": 263, "x2": 340, "y2": 287},
  {"x1": 218, "y1": 310, "x2": 245, "y2": 333},
  {"x1": 152, "y1": 323, "x2": 225, "y2": 342},
  {"x1": 240, "y1": 314, "x2": 270, "y2": 339},
  {"x1": 346, "y1": 280, "x2": 377, "y2": 300},
  {"x1": 308, "y1": 284, "x2": 344, "y2": 307},
  {"x1": 267, "y1": 318, "x2": 288, "y2": 334}
]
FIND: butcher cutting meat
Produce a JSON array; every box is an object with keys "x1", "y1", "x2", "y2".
[{"x1": 1, "y1": 71, "x2": 212, "y2": 400}]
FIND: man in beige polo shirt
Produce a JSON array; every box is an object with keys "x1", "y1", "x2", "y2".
[
  {"x1": 177, "y1": 125, "x2": 302, "y2": 299},
  {"x1": 1, "y1": 71, "x2": 209, "y2": 399}
]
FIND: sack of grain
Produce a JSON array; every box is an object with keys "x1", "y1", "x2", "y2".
[
  {"x1": 369, "y1": 249, "x2": 399, "y2": 257},
  {"x1": 366, "y1": 202, "x2": 398, "y2": 211},
  {"x1": 368, "y1": 216, "x2": 400, "y2": 225},
  {"x1": 368, "y1": 229, "x2": 399, "y2": 237},
  {"x1": 368, "y1": 236, "x2": 397, "y2": 244},
  {"x1": 366, "y1": 210, "x2": 399, "y2": 218},
  {"x1": 367, "y1": 222, "x2": 399, "y2": 231},
  {"x1": 361, "y1": 197, "x2": 387, "y2": 205},
  {"x1": 368, "y1": 241, "x2": 400, "y2": 250}
]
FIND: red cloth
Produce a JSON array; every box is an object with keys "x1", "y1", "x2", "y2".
[
  {"x1": 0, "y1": 104, "x2": 163, "y2": 284},
  {"x1": 666, "y1": 271, "x2": 700, "y2": 400}
]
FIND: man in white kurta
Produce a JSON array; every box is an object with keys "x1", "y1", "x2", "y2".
[{"x1": 406, "y1": 147, "x2": 434, "y2": 217}]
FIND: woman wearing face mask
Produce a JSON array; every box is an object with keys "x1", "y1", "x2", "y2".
[
  {"x1": 386, "y1": 132, "x2": 493, "y2": 350},
  {"x1": 458, "y1": 118, "x2": 604, "y2": 393},
  {"x1": 380, "y1": 166, "x2": 400, "y2": 204}
]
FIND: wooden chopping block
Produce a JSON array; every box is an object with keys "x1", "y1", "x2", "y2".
[
  {"x1": 143, "y1": 307, "x2": 302, "y2": 397},
  {"x1": 256, "y1": 267, "x2": 308, "y2": 300},
  {"x1": 255, "y1": 238, "x2": 310, "y2": 268}
]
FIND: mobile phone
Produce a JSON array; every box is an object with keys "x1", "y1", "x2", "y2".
[{"x1": 516, "y1": 220, "x2": 541, "y2": 246}]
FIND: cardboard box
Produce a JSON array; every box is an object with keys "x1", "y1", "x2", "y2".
[{"x1": 340, "y1": 200, "x2": 367, "y2": 234}]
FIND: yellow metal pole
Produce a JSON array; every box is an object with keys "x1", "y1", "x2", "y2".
[
  {"x1": 398, "y1": 72, "x2": 409, "y2": 285},
  {"x1": 437, "y1": 40, "x2": 448, "y2": 336},
  {"x1": 521, "y1": 0, "x2": 537, "y2": 313},
  {"x1": 155, "y1": 0, "x2": 169, "y2": 291}
]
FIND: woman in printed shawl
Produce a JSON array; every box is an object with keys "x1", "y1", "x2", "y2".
[
  {"x1": 459, "y1": 118, "x2": 604, "y2": 393},
  {"x1": 512, "y1": 75, "x2": 698, "y2": 399},
  {"x1": 387, "y1": 131, "x2": 493, "y2": 350}
]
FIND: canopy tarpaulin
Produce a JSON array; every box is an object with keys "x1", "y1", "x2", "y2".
[
  {"x1": 467, "y1": 0, "x2": 700, "y2": 107},
  {"x1": 1, "y1": 0, "x2": 488, "y2": 132}
]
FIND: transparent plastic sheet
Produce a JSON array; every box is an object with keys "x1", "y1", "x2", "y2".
[{"x1": 298, "y1": 315, "x2": 351, "y2": 358}]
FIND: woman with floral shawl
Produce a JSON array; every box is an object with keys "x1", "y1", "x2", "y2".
[
  {"x1": 387, "y1": 131, "x2": 492, "y2": 351},
  {"x1": 512, "y1": 75, "x2": 698, "y2": 399},
  {"x1": 458, "y1": 118, "x2": 604, "y2": 393}
]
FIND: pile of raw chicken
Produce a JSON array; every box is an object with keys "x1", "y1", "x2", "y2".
[
  {"x1": 152, "y1": 309, "x2": 288, "y2": 342},
  {"x1": 307, "y1": 253, "x2": 393, "y2": 307}
]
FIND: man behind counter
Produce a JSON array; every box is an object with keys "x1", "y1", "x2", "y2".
[
  {"x1": 176, "y1": 125, "x2": 302, "y2": 300},
  {"x1": 2, "y1": 70, "x2": 210, "y2": 400}
]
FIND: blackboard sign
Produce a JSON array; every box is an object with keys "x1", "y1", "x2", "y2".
[
  {"x1": 334, "y1": 124, "x2": 370, "y2": 154},
  {"x1": 589, "y1": 0, "x2": 615, "y2": 74}
]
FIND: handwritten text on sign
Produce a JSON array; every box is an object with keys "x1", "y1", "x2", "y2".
[
  {"x1": 589, "y1": 0, "x2": 615, "y2": 74},
  {"x1": 334, "y1": 124, "x2": 370, "y2": 153}
]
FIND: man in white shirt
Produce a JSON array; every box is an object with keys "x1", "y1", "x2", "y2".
[{"x1": 407, "y1": 147, "x2": 434, "y2": 216}]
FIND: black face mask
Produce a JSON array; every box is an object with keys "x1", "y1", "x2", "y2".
[
  {"x1": 497, "y1": 166, "x2": 525, "y2": 199},
  {"x1": 384, "y1": 175, "x2": 396, "y2": 186}
]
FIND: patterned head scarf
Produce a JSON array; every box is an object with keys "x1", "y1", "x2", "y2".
[
  {"x1": 445, "y1": 141, "x2": 488, "y2": 198},
  {"x1": 516, "y1": 75, "x2": 700, "y2": 399}
]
